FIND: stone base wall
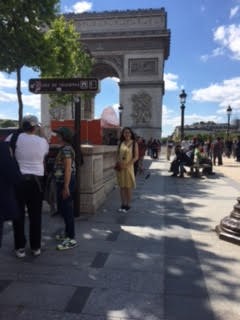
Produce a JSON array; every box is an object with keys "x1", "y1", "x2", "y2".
[{"x1": 79, "y1": 144, "x2": 117, "y2": 214}]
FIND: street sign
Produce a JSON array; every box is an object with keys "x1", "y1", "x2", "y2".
[{"x1": 29, "y1": 78, "x2": 99, "y2": 94}]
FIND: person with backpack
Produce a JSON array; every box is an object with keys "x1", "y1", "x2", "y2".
[
  {"x1": 115, "y1": 127, "x2": 139, "y2": 212},
  {"x1": 6, "y1": 115, "x2": 49, "y2": 258},
  {"x1": 0, "y1": 141, "x2": 22, "y2": 248}
]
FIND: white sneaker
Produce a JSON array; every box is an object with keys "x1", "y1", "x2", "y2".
[
  {"x1": 15, "y1": 248, "x2": 26, "y2": 258},
  {"x1": 32, "y1": 249, "x2": 41, "y2": 256}
]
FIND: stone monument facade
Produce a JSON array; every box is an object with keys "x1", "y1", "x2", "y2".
[{"x1": 42, "y1": 8, "x2": 170, "y2": 140}]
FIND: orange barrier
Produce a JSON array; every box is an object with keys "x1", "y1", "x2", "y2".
[{"x1": 51, "y1": 119, "x2": 102, "y2": 145}]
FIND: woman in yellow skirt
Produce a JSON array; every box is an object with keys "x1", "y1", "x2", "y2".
[{"x1": 116, "y1": 127, "x2": 139, "y2": 212}]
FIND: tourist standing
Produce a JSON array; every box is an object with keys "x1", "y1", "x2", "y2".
[
  {"x1": 166, "y1": 139, "x2": 174, "y2": 160},
  {"x1": 53, "y1": 127, "x2": 77, "y2": 250},
  {"x1": 115, "y1": 127, "x2": 139, "y2": 212},
  {"x1": 6, "y1": 115, "x2": 49, "y2": 258},
  {"x1": 212, "y1": 137, "x2": 223, "y2": 165}
]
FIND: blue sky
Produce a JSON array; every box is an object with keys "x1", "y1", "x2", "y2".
[{"x1": 1, "y1": 0, "x2": 240, "y2": 136}]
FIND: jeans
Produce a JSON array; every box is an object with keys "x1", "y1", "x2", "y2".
[
  {"x1": 0, "y1": 219, "x2": 3, "y2": 248},
  {"x1": 13, "y1": 175, "x2": 43, "y2": 250},
  {"x1": 56, "y1": 176, "x2": 75, "y2": 239}
]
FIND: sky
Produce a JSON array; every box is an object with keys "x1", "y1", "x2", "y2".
[{"x1": 1, "y1": 0, "x2": 240, "y2": 137}]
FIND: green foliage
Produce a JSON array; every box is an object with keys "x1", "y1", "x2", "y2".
[
  {"x1": 41, "y1": 16, "x2": 93, "y2": 108},
  {"x1": 0, "y1": 0, "x2": 59, "y2": 72},
  {"x1": 0, "y1": 0, "x2": 59, "y2": 124},
  {"x1": 0, "y1": 119, "x2": 18, "y2": 128}
]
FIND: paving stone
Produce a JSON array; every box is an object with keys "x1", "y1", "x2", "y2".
[
  {"x1": 165, "y1": 294, "x2": 214, "y2": 320},
  {"x1": 0, "y1": 282, "x2": 76, "y2": 311},
  {"x1": 1, "y1": 155, "x2": 240, "y2": 320},
  {"x1": 105, "y1": 252, "x2": 164, "y2": 272},
  {"x1": 90, "y1": 252, "x2": 109, "y2": 268},
  {"x1": 82, "y1": 288, "x2": 164, "y2": 319}
]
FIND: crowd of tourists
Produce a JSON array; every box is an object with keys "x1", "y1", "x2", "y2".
[
  {"x1": 167, "y1": 135, "x2": 240, "y2": 178},
  {"x1": 0, "y1": 115, "x2": 77, "y2": 256}
]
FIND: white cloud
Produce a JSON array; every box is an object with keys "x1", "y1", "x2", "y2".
[
  {"x1": 106, "y1": 76, "x2": 119, "y2": 83},
  {"x1": 0, "y1": 72, "x2": 27, "y2": 89},
  {"x1": 0, "y1": 91, "x2": 17, "y2": 103},
  {"x1": 192, "y1": 77, "x2": 240, "y2": 111},
  {"x1": 162, "y1": 104, "x2": 221, "y2": 135},
  {"x1": 0, "y1": 90, "x2": 40, "y2": 110},
  {"x1": 0, "y1": 72, "x2": 40, "y2": 110},
  {"x1": 213, "y1": 24, "x2": 240, "y2": 60},
  {"x1": 201, "y1": 22, "x2": 240, "y2": 61},
  {"x1": 230, "y1": 6, "x2": 239, "y2": 19},
  {"x1": 200, "y1": 47, "x2": 225, "y2": 62},
  {"x1": 64, "y1": 1, "x2": 92, "y2": 13},
  {"x1": 164, "y1": 73, "x2": 179, "y2": 91},
  {"x1": 23, "y1": 94, "x2": 41, "y2": 109}
]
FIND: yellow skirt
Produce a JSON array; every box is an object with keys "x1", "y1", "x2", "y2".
[{"x1": 116, "y1": 165, "x2": 136, "y2": 188}]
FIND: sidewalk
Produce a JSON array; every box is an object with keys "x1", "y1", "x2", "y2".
[{"x1": 0, "y1": 155, "x2": 240, "y2": 320}]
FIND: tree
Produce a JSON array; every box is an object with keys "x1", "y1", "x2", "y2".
[
  {"x1": 0, "y1": 0, "x2": 59, "y2": 125},
  {"x1": 0, "y1": 119, "x2": 18, "y2": 128},
  {"x1": 41, "y1": 15, "x2": 93, "y2": 109}
]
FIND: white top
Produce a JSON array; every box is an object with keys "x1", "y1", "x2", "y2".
[{"x1": 13, "y1": 133, "x2": 49, "y2": 176}]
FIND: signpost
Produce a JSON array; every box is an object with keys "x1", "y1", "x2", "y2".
[
  {"x1": 29, "y1": 77, "x2": 99, "y2": 217},
  {"x1": 29, "y1": 77, "x2": 99, "y2": 94}
]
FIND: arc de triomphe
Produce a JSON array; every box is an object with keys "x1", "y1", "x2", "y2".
[{"x1": 42, "y1": 8, "x2": 170, "y2": 140}]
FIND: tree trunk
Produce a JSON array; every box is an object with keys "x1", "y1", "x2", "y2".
[{"x1": 16, "y1": 66, "x2": 23, "y2": 127}]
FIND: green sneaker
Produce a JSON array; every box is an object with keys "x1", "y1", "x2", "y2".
[{"x1": 56, "y1": 238, "x2": 77, "y2": 251}]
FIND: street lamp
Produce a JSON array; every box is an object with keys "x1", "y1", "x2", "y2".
[
  {"x1": 226, "y1": 105, "x2": 232, "y2": 139},
  {"x1": 118, "y1": 104, "x2": 124, "y2": 127},
  {"x1": 179, "y1": 89, "x2": 187, "y2": 141}
]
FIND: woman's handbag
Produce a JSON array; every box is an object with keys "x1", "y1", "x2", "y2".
[{"x1": 114, "y1": 161, "x2": 121, "y2": 171}]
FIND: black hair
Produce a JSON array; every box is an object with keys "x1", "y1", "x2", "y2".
[
  {"x1": 117, "y1": 127, "x2": 136, "y2": 158},
  {"x1": 119, "y1": 127, "x2": 135, "y2": 142}
]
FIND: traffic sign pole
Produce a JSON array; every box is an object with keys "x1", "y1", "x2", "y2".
[
  {"x1": 29, "y1": 78, "x2": 99, "y2": 94},
  {"x1": 74, "y1": 96, "x2": 81, "y2": 217},
  {"x1": 28, "y1": 77, "x2": 99, "y2": 217}
]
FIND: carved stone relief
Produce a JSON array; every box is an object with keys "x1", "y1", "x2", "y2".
[
  {"x1": 131, "y1": 91, "x2": 152, "y2": 124},
  {"x1": 73, "y1": 11, "x2": 165, "y2": 33},
  {"x1": 128, "y1": 58, "x2": 158, "y2": 76},
  {"x1": 96, "y1": 55, "x2": 124, "y2": 75}
]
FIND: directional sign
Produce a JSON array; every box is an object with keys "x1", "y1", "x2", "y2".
[{"x1": 29, "y1": 78, "x2": 99, "y2": 94}]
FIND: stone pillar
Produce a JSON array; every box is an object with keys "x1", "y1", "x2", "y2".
[
  {"x1": 83, "y1": 95, "x2": 95, "y2": 120},
  {"x1": 119, "y1": 53, "x2": 165, "y2": 140}
]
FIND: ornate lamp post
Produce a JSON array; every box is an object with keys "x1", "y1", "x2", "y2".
[
  {"x1": 179, "y1": 89, "x2": 187, "y2": 141},
  {"x1": 118, "y1": 104, "x2": 124, "y2": 127},
  {"x1": 226, "y1": 105, "x2": 232, "y2": 139},
  {"x1": 216, "y1": 197, "x2": 240, "y2": 244}
]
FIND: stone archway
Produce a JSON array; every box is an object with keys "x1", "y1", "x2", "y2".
[{"x1": 42, "y1": 8, "x2": 170, "y2": 140}]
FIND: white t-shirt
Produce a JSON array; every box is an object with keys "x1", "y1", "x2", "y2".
[{"x1": 13, "y1": 133, "x2": 49, "y2": 176}]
